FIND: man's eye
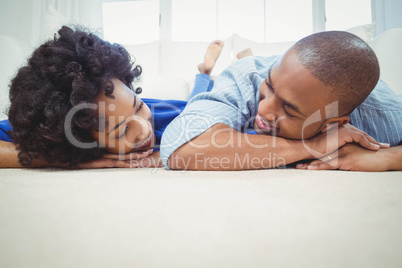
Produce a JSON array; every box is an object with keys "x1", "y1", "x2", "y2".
[
  {"x1": 284, "y1": 106, "x2": 296, "y2": 118},
  {"x1": 266, "y1": 82, "x2": 274, "y2": 91}
]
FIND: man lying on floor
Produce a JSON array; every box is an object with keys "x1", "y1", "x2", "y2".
[{"x1": 160, "y1": 31, "x2": 402, "y2": 172}]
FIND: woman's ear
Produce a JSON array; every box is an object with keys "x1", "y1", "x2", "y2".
[{"x1": 320, "y1": 115, "x2": 350, "y2": 133}]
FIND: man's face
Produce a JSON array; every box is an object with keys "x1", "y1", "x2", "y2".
[
  {"x1": 254, "y1": 47, "x2": 334, "y2": 139},
  {"x1": 92, "y1": 78, "x2": 155, "y2": 154}
]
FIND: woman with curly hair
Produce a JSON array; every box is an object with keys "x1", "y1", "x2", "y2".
[{"x1": 0, "y1": 25, "x2": 224, "y2": 168}]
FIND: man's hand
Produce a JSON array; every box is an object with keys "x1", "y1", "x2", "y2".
[
  {"x1": 296, "y1": 144, "x2": 402, "y2": 172},
  {"x1": 307, "y1": 123, "x2": 389, "y2": 159}
]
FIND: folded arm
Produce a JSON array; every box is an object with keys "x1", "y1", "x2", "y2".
[
  {"x1": 296, "y1": 144, "x2": 402, "y2": 171},
  {"x1": 0, "y1": 140, "x2": 150, "y2": 169},
  {"x1": 167, "y1": 123, "x2": 384, "y2": 171}
]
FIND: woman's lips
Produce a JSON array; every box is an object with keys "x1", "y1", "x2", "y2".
[
  {"x1": 255, "y1": 114, "x2": 278, "y2": 133},
  {"x1": 135, "y1": 133, "x2": 153, "y2": 150}
]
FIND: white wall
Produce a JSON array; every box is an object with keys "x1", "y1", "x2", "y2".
[
  {"x1": 0, "y1": 0, "x2": 35, "y2": 45},
  {"x1": 0, "y1": 0, "x2": 103, "y2": 48},
  {"x1": 373, "y1": 0, "x2": 402, "y2": 35},
  {"x1": 1, "y1": 0, "x2": 402, "y2": 51}
]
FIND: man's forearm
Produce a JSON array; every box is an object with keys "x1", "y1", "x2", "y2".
[
  {"x1": 385, "y1": 145, "x2": 402, "y2": 171},
  {"x1": 168, "y1": 124, "x2": 313, "y2": 170}
]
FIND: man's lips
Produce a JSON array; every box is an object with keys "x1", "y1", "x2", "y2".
[{"x1": 255, "y1": 114, "x2": 278, "y2": 132}]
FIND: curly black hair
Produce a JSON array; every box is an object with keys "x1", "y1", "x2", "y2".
[{"x1": 8, "y1": 25, "x2": 142, "y2": 166}]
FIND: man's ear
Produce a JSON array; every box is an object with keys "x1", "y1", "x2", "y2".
[{"x1": 320, "y1": 115, "x2": 350, "y2": 133}]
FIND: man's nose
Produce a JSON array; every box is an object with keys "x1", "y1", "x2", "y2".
[{"x1": 260, "y1": 97, "x2": 280, "y2": 122}]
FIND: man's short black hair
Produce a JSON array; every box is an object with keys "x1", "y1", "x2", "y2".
[{"x1": 293, "y1": 31, "x2": 380, "y2": 115}]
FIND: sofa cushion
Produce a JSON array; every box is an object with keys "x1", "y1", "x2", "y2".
[
  {"x1": 345, "y1": 23, "x2": 375, "y2": 44},
  {"x1": 370, "y1": 28, "x2": 402, "y2": 95},
  {"x1": 137, "y1": 76, "x2": 190, "y2": 101},
  {"x1": 232, "y1": 34, "x2": 294, "y2": 58},
  {"x1": 124, "y1": 40, "x2": 160, "y2": 78}
]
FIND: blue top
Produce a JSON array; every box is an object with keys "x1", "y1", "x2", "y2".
[
  {"x1": 0, "y1": 119, "x2": 12, "y2": 142},
  {"x1": 161, "y1": 55, "x2": 402, "y2": 168},
  {"x1": 143, "y1": 98, "x2": 187, "y2": 150}
]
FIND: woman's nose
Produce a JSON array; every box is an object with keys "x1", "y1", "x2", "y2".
[{"x1": 131, "y1": 115, "x2": 151, "y2": 143}]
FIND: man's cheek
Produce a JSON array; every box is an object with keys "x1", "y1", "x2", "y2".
[{"x1": 299, "y1": 124, "x2": 320, "y2": 139}]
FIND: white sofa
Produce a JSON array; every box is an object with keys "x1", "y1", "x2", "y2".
[
  {"x1": 125, "y1": 34, "x2": 295, "y2": 101},
  {"x1": 126, "y1": 26, "x2": 402, "y2": 101},
  {"x1": 1, "y1": 26, "x2": 401, "y2": 121}
]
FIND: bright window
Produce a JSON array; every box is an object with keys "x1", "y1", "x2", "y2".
[
  {"x1": 171, "y1": 0, "x2": 216, "y2": 42},
  {"x1": 217, "y1": 0, "x2": 265, "y2": 42},
  {"x1": 102, "y1": 0, "x2": 160, "y2": 44},
  {"x1": 325, "y1": 0, "x2": 372, "y2": 30},
  {"x1": 171, "y1": 0, "x2": 312, "y2": 42},
  {"x1": 102, "y1": 0, "x2": 372, "y2": 44},
  {"x1": 265, "y1": 0, "x2": 312, "y2": 42}
]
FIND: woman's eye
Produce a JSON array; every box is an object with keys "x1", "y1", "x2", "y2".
[
  {"x1": 118, "y1": 126, "x2": 129, "y2": 139},
  {"x1": 137, "y1": 101, "x2": 144, "y2": 112}
]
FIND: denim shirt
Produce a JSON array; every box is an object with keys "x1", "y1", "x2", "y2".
[{"x1": 349, "y1": 79, "x2": 402, "y2": 146}]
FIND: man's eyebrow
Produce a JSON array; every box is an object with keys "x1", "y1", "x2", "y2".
[
  {"x1": 279, "y1": 96, "x2": 306, "y2": 117},
  {"x1": 266, "y1": 66, "x2": 306, "y2": 117},
  {"x1": 268, "y1": 66, "x2": 273, "y2": 85},
  {"x1": 265, "y1": 67, "x2": 274, "y2": 90}
]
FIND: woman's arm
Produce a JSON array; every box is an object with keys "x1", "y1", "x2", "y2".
[
  {"x1": 0, "y1": 140, "x2": 157, "y2": 169},
  {"x1": 0, "y1": 140, "x2": 49, "y2": 168}
]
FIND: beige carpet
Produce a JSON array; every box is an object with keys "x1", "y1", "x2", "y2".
[{"x1": 0, "y1": 168, "x2": 401, "y2": 268}]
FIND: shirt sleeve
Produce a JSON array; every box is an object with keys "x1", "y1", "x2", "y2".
[
  {"x1": 0, "y1": 119, "x2": 13, "y2": 142},
  {"x1": 349, "y1": 79, "x2": 402, "y2": 147},
  {"x1": 160, "y1": 56, "x2": 276, "y2": 168}
]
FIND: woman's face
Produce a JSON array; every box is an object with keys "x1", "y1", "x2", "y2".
[{"x1": 92, "y1": 78, "x2": 155, "y2": 154}]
